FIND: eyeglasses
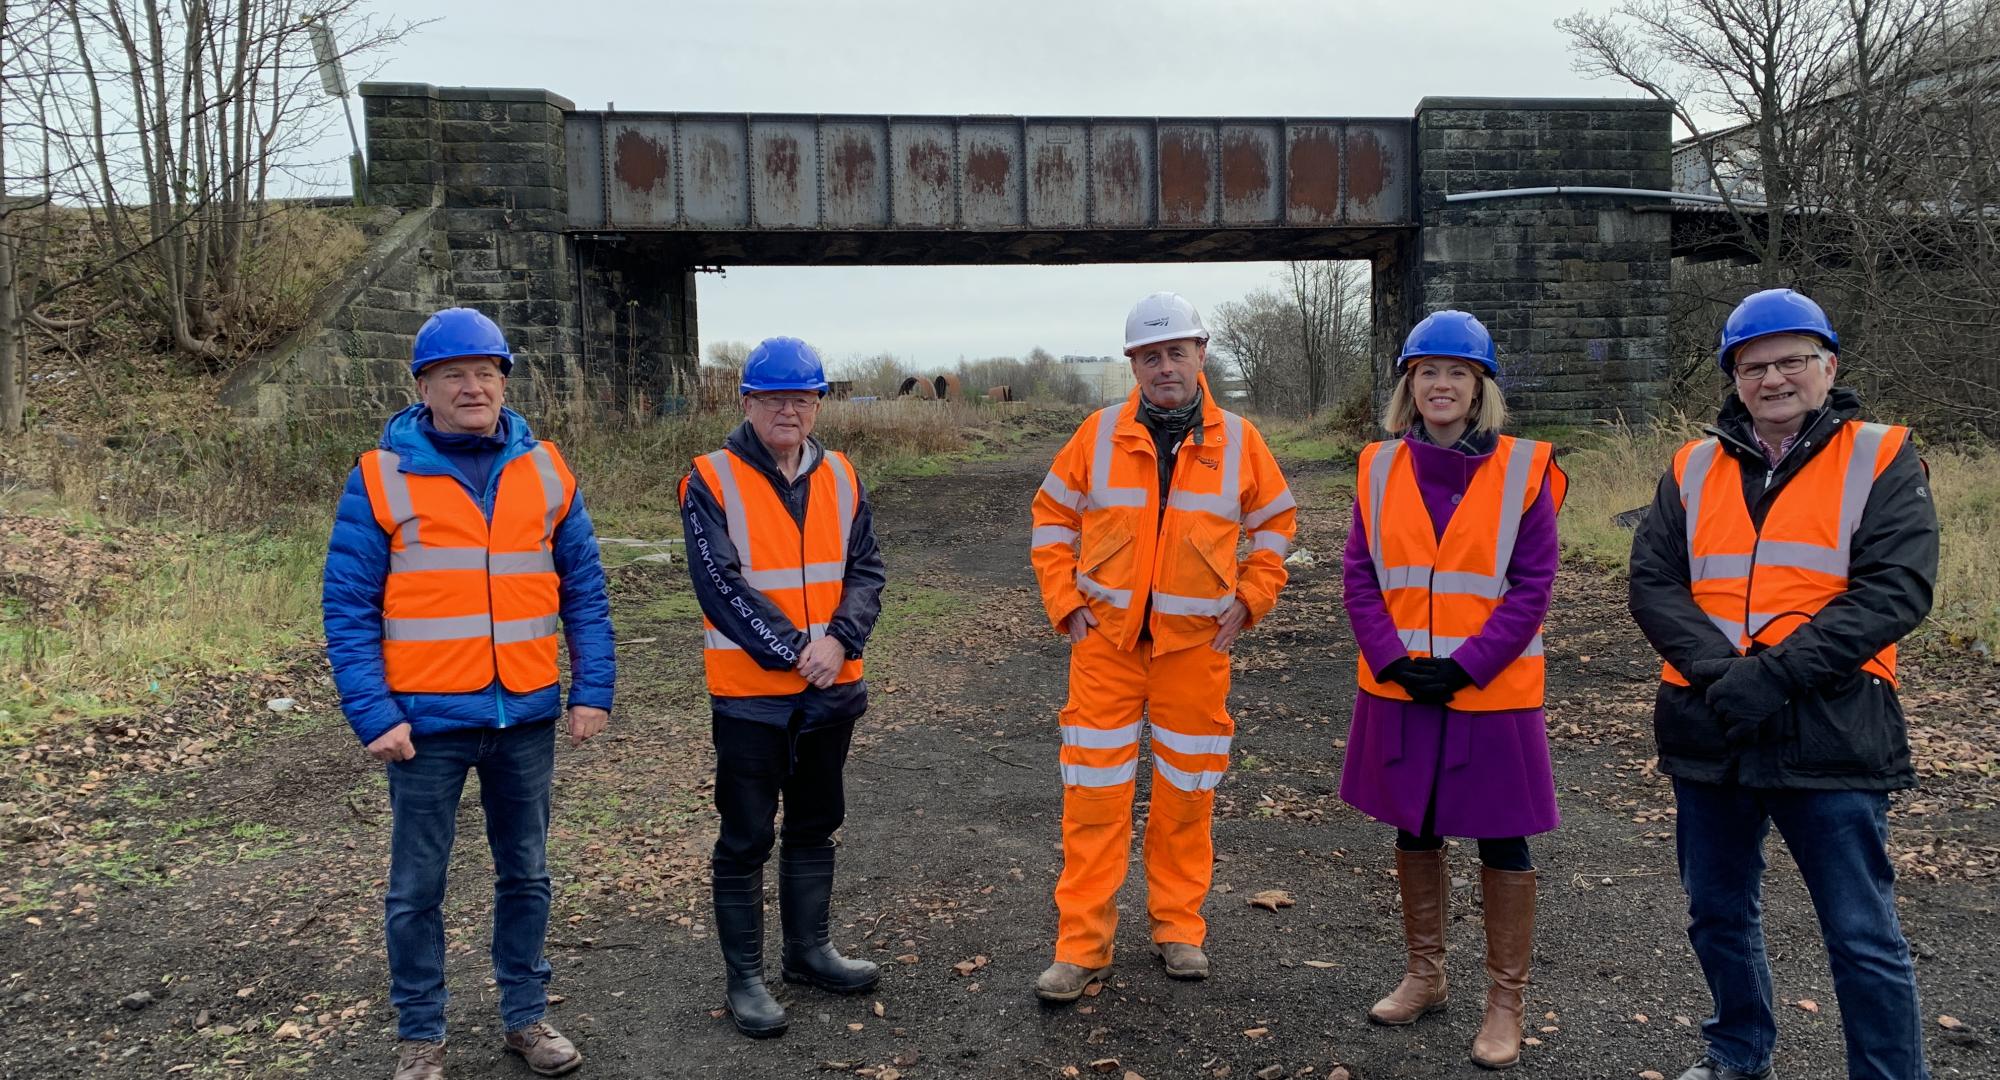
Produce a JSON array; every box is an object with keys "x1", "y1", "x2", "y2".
[
  {"x1": 749, "y1": 394, "x2": 820, "y2": 413},
  {"x1": 1733, "y1": 354, "x2": 1818, "y2": 382}
]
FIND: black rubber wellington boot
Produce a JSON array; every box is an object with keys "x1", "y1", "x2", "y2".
[
  {"x1": 778, "y1": 845, "x2": 881, "y2": 993},
  {"x1": 712, "y1": 869, "x2": 787, "y2": 1038}
]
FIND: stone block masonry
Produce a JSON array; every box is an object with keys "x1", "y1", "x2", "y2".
[{"x1": 1415, "y1": 97, "x2": 1674, "y2": 427}]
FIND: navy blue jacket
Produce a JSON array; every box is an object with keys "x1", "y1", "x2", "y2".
[
  {"x1": 681, "y1": 422, "x2": 885, "y2": 728},
  {"x1": 323, "y1": 405, "x2": 617, "y2": 745}
]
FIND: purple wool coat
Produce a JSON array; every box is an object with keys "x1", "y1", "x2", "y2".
[{"x1": 1337, "y1": 433, "x2": 1561, "y2": 839}]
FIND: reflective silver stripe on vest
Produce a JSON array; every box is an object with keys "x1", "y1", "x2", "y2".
[
  {"x1": 1365, "y1": 442, "x2": 1400, "y2": 595},
  {"x1": 1153, "y1": 756, "x2": 1226, "y2": 792},
  {"x1": 528, "y1": 444, "x2": 566, "y2": 543},
  {"x1": 1244, "y1": 487, "x2": 1296, "y2": 530},
  {"x1": 1749, "y1": 540, "x2": 1849, "y2": 576},
  {"x1": 1150, "y1": 725, "x2": 1232, "y2": 757},
  {"x1": 1033, "y1": 524, "x2": 1081, "y2": 548},
  {"x1": 1484, "y1": 437, "x2": 1537, "y2": 592},
  {"x1": 1397, "y1": 627, "x2": 1431, "y2": 653},
  {"x1": 1077, "y1": 572, "x2": 1134, "y2": 609},
  {"x1": 1039, "y1": 472, "x2": 1084, "y2": 511},
  {"x1": 1061, "y1": 760, "x2": 1139, "y2": 788},
  {"x1": 744, "y1": 563, "x2": 845, "y2": 590},
  {"x1": 1420, "y1": 632, "x2": 1545, "y2": 660},
  {"x1": 1151, "y1": 591, "x2": 1235, "y2": 618},
  {"x1": 494, "y1": 614, "x2": 560, "y2": 644},
  {"x1": 1250, "y1": 529, "x2": 1288, "y2": 557},
  {"x1": 1679, "y1": 439, "x2": 1724, "y2": 564},
  {"x1": 1690, "y1": 553, "x2": 1753, "y2": 582},
  {"x1": 1432, "y1": 569, "x2": 1507, "y2": 600},
  {"x1": 705, "y1": 450, "x2": 755, "y2": 574},
  {"x1": 390, "y1": 547, "x2": 489, "y2": 573},
  {"x1": 1061, "y1": 721, "x2": 1141, "y2": 750},
  {"x1": 1087, "y1": 406, "x2": 1149, "y2": 509},
  {"x1": 831, "y1": 452, "x2": 857, "y2": 564},
  {"x1": 383, "y1": 613, "x2": 491, "y2": 641},
  {"x1": 375, "y1": 451, "x2": 419, "y2": 548},
  {"x1": 1750, "y1": 422, "x2": 1893, "y2": 590},
  {"x1": 1707, "y1": 613, "x2": 1746, "y2": 644},
  {"x1": 1381, "y1": 565, "x2": 1432, "y2": 591},
  {"x1": 704, "y1": 621, "x2": 830, "y2": 652},
  {"x1": 1165, "y1": 411, "x2": 1244, "y2": 520}
]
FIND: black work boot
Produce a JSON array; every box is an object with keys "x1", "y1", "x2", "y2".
[
  {"x1": 712, "y1": 869, "x2": 787, "y2": 1038},
  {"x1": 779, "y1": 845, "x2": 881, "y2": 993}
]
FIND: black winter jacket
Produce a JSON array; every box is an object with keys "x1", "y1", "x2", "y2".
[
  {"x1": 681, "y1": 422, "x2": 887, "y2": 729},
  {"x1": 1628, "y1": 388, "x2": 1938, "y2": 790}
]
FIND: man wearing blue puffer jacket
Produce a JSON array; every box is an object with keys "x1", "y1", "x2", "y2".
[{"x1": 322, "y1": 307, "x2": 615, "y2": 1080}]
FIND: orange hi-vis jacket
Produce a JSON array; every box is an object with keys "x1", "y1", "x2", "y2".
[
  {"x1": 1354, "y1": 435, "x2": 1567, "y2": 711},
  {"x1": 1662, "y1": 420, "x2": 1909, "y2": 688},
  {"x1": 686, "y1": 447, "x2": 865, "y2": 697},
  {"x1": 359, "y1": 442, "x2": 577, "y2": 694},
  {"x1": 1032, "y1": 386, "x2": 1297, "y2": 655}
]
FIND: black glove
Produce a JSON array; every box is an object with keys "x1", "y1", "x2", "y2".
[
  {"x1": 1690, "y1": 656, "x2": 1791, "y2": 747},
  {"x1": 1378, "y1": 657, "x2": 1426, "y2": 697},
  {"x1": 1401, "y1": 657, "x2": 1475, "y2": 706}
]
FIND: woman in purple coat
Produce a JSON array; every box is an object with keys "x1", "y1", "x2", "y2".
[{"x1": 1339, "y1": 311, "x2": 1563, "y2": 1071}]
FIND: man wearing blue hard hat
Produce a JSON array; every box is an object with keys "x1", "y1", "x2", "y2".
[
  {"x1": 678, "y1": 337, "x2": 886, "y2": 1038},
  {"x1": 322, "y1": 307, "x2": 615, "y2": 1079},
  {"x1": 1629, "y1": 289, "x2": 1938, "y2": 1080}
]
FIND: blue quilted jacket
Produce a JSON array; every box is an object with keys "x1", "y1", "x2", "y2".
[{"x1": 322, "y1": 405, "x2": 616, "y2": 745}]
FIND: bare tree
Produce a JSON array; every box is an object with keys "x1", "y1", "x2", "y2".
[
  {"x1": 706, "y1": 339, "x2": 752, "y2": 368},
  {"x1": 1284, "y1": 260, "x2": 1371, "y2": 416},
  {"x1": 1209, "y1": 289, "x2": 1303, "y2": 415}
]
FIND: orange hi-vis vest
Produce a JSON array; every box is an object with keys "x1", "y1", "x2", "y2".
[
  {"x1": 1032, "y1": 389, "x2": 1297, "y2": 656},
  {"x1": 1661, "y1": 419, "x2": 1909, "y2": 688},
  {"x1": 1355, "y1": 435, "x2": 1566, "y2": 711},
  {"x1": 359, "y1": 442, "x2": 577, "y2": 695},
  {"x1": 687, "y1": 448, "x2": 864, "y2": 697}
]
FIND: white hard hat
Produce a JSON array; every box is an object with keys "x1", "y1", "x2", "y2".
[{"x1": 1123, "y1": 292, "x2": 1209, "y2": 355}]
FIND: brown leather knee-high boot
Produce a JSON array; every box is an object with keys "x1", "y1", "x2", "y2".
[
  {"x1": 1470, "y1": 866, "x2": 1536, "y2": 1069},
  {"x1": 1368, "y1": 847, "x2": 1450, "y2": 1025}
]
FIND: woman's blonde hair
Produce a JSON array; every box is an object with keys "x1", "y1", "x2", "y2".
[{"x1": 1380, "y1": 364, "x2": 1509, "y2": 437}]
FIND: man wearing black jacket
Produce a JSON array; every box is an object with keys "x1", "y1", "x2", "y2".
[
  {"x1": 680, "y1": 337, "x2": 886, "y2": 1039},
  {"x1": 1629, "y1": 290, "x2": 1937, "y2": 1080}
]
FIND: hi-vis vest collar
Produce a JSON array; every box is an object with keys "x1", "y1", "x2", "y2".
[
  {"x1": 362, "y1": 441, "x2": 575, "y2": 695},
  {"x1": 1665, "y1": 419, "x2": 1906, "y2": 686},
  {"x1": 1355, "y1": 435, "x2": 1563, "y2": 711},
  {"x1": 692, "y1": 446, "x2": 863, "y2": 696}
]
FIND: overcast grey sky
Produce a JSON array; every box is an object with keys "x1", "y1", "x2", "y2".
[{"x1": 349, "y1": 0, "x2": 1638, "y2": 371}]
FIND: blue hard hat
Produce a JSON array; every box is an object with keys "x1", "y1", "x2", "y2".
[
  {"x1": 1717, "y1": 288, "x2": 1838, "y2": 371},
  {"x1": 740, "y1": 337, "x2": 830, "y2": 395},
  {"x1": 412, "y1": 308, "x2": 513, "y2": 377},
  {"x1": 1398, "y1": 310, "x2": 1498, "y2": 375}
]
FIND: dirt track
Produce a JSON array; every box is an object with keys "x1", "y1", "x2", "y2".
[{"x1": 3, "y1": 436, "x2": 1997, "y2": 1079}]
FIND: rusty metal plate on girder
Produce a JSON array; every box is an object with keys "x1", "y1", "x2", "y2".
[
  {"x1": 822, "y1": 120, "x2": 888, "y2": 228},
  {"x1": 603, "y1": 119, "x2": 676, "y2": 227},
  {"x1": 1342, "y1": 121, "x2": 1408, "y2": 224},
  {"x1": 961, "y1": 122, "x2": 1022, "y2": 227},
  {"x1": 1091, "y1": 122, "x2": 1153, "y2": 227},
  {"x1": 891, "y1": 120, "x2": 955, "y2": 227},
  {"x1": 565, "y1": 113, "x2": 605, "y2": 226},
  {"x1": 1158, "y1": 123, "x2": 1216, "y2": 225},
  {"x1": 750, "y1": 119, "x2": 818, "y2": 228},
  {"x1": 1219, "y1": 123, "x2": 1281, "y2": 224},
  {"x1": 681, "y1": 118, "x2": 748, "y2": 228},
  {"x1": 1025, "y1": 122, "x2": 1088, "y2": 227},
  {"x1": 1286, "y1": 123, "x2": 1342, "y2": 225}
]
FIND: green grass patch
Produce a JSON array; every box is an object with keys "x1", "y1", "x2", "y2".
[{"x1": 876, "y1": 585, "x2": 972, "y2": 642}]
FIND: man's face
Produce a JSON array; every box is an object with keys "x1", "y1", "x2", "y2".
[
  {"x1": 1732, "y1": 333, "x2": 1835, "y2": 433},
  {"x1": 742, "y1": 391, "x2": 820, "y2": 454},
  {"x1": 1128, "y1": 337, "x2": 1205, "y2": 409},
  {"x1": 417, "y1": 357, "x2": 506, "y2": 435}
]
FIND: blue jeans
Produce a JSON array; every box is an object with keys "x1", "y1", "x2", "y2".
[
  {"x1": 385, "y1": 720, "x2": 555, "y2": 1042},
  {"x1": 1673, "y1": 778, "x2": 1929, "y2": 1080}
]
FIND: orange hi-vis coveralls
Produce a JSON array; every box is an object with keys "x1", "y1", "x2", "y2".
[{"x1": 1031, "y1": 385, "x2": 1297, "y2": 967}]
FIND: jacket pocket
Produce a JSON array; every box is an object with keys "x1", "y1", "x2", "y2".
[
  {"x1": 1652, "y1": 682, "x2": 1730, "y2": 761},
  {"x1": 1784, "y1": 672, "x2": 1903, "y2": 775},
  {"x1": 1179, "y1": 525, "x2": 1239, "y2": 594},
  {"x1": 1079, "y1": 525, "x2": 1136, "y2": 587}
]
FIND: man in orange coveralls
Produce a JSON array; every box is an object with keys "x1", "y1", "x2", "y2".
[{"x1": 1029, "y1": 292, "x2": 1297, "y2": 1001}]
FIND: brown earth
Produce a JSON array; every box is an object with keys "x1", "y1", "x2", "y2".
[{"x1": 1, "y1": 438, "x2": 1996, "y2": 1079}]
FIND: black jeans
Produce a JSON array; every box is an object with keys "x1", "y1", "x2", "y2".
[{"x1": 712, "y1": 713, "x2": 856, "y2": 877}]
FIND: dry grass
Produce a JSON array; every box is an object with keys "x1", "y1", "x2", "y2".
[{"x1": 1554, "y1": 412, "x2": 1703, "y2": 572}]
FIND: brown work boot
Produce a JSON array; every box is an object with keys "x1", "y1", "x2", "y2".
[
  {"x1": 1470, "y1": 866, "x2": 1537, "y2": 1070},
  {"x1": 1034, "y1": 961, "x2": 1113, "y2": 1003},
  {"x1": 1151, "y1": 941, "x2": 1210, "y2": 980},
  {"x1": 1369, "y1": 847, "x2": 1451, "y2": 1025},
  {"x1": 392, "y1": 1039, "x2": 445, "y2": 1080},
  {"x1": 503, "y1": 1020, "x2": 582, "y2": 1076}
]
